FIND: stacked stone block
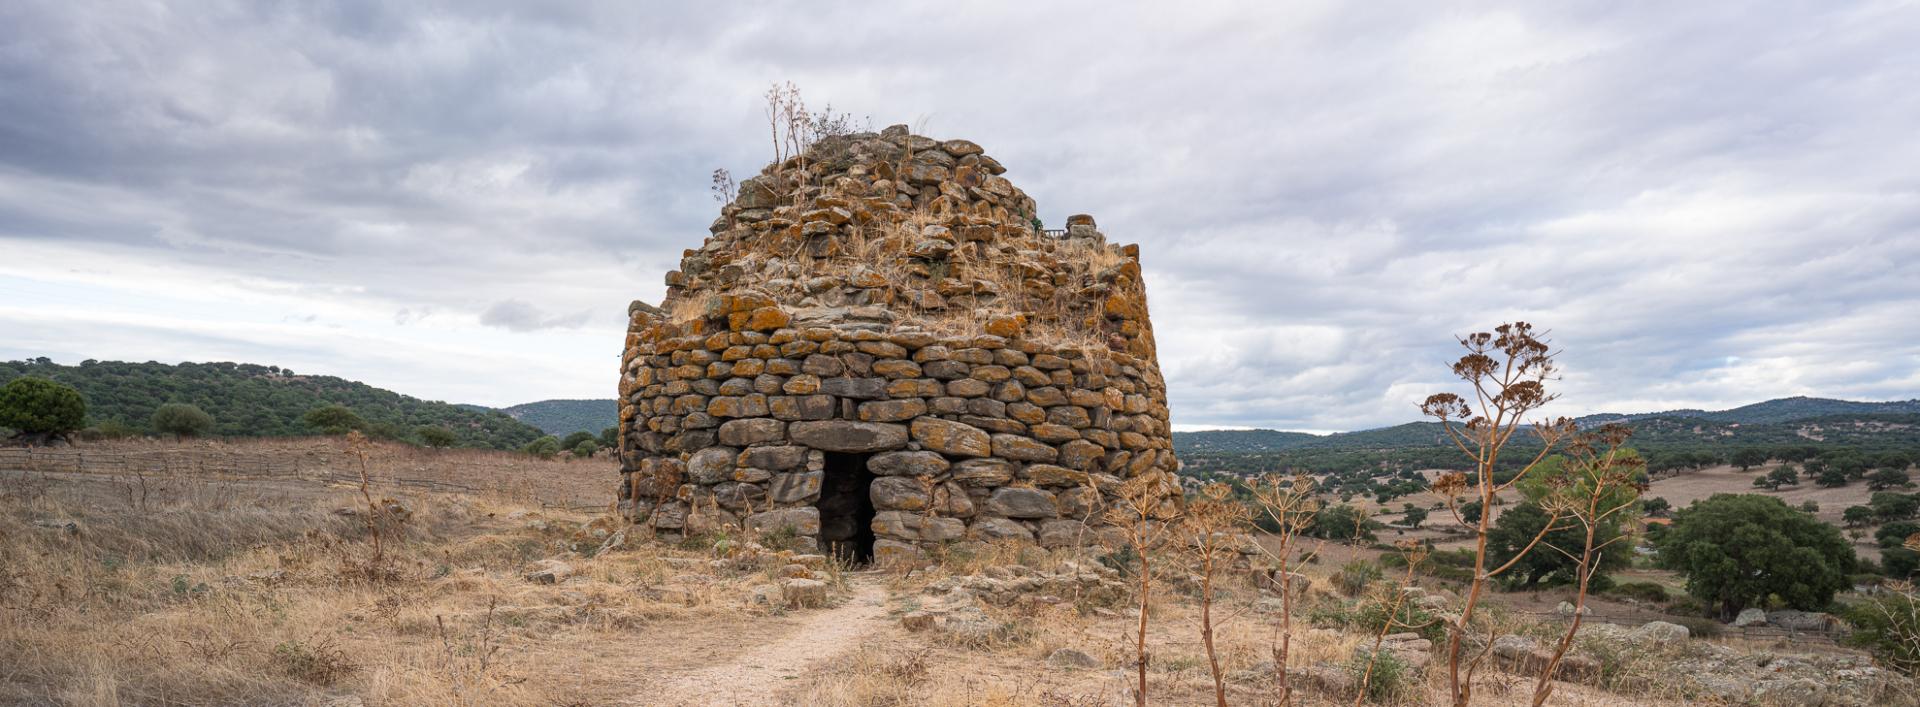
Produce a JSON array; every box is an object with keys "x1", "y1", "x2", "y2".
[{"x1": 617, "y1": 126, "x2": 1177, "y2": 563}]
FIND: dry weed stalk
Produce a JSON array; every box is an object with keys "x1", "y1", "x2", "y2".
[
  {"x1": 1104, "y1": 472, "x2": 1181, "y2": 707},
  {"x1": 1419, "y1": 322, "x2": 1573, "y2": 707},
  {"x1": 1179, "y1": 482, "x2": 1252, "y2": 707},
  {"x1": 1529, "y1": 424, "x2": 1645, "y2": 706},
  {"x1": 1249, "y1": 473, "x2": 1321, "y2": 705},
  {"x1": 346, "y1": 430, "x2": 385, "y2": 569},
  {"x1": 1354, "y1": 541, "x2": 1434, "y2": 706}
]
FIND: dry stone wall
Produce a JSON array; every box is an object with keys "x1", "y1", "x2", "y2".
[{"x1": 616, "y1": 125, "x2": 1177, "y2": 564}]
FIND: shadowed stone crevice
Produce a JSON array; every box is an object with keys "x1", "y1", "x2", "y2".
[{"x1": 817, "y1": 452, "x2": 876, "y2": 565}]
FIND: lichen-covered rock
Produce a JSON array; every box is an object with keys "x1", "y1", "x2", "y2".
[
  {"x1": 788, "y1": 420, "x2": 909, "y2": 452},
  {"x1": 869, "y1": 450, "x2": 949, "y2": 476},
  {"x1": 910, "y1": 417, "x2": 991, "y2": 457},
  {"x1": 986, "y1": 487, "x2": 1057, "y2": 519}
]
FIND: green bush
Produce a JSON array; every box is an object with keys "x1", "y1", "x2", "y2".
[
  {"x1": 1844, "y1": 591, "x2": 1920, "y2": 675},
  {"x1": 521, "y1": 435, "x2": 562, "y2": 459},
  {"x1": 150, "y1": 402, "x2": 214, "y2": 437},
  {"x1": 0, "y1": 377, "x2": 86, "y2": 438},
  {"x1": 1333, "y1": 559, "x2": 1382, "y2": 597},
  {"x1": 1346, "y1": 647, "x2": 1412, "y2": 703},
  {"x1": 1608, "y1": 581, "x2": 1671, "y2": 603},
  {"x1": 1352, "y1": 593, "x2": 1446, "y2": 642}
]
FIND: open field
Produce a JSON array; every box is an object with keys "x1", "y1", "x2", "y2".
[{"x1": 1, "y1": 440, "x2": 1908, "y2": 706}]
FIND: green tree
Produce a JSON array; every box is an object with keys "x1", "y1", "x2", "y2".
[
  {"x1": 1873, "y1": 493, "x2": 1920, "y2": 522},
  {"x1": 1800, "y1": 500, "x2": 1820, "y2": 514},
  {"x1": 1869, "y1": 468, "x2": 1914, "y2": 491},
  {"x1": 1641, "y1": 497, "x2": 1671, "y2": 517},
  {"x1": 1766, "y1": 465, "x2": 1800, "y2": 489},
  {"x1": 571, "y1": 439, "x2": 597, "y2": 458},
  {"x1": 1730, "y1": 448, "x2": 1769, "y2": 471},
  {"x1": 1653, "y1": 494, "x2": 1856, "y2": 618},
  {"x1": 302, "y1": 404, "x2": 365, "y2": 435},
  {"x1": 560, "y1": 430, "x2": 597, "y2": 450},
  {"x1": 1876, "y1": 521, "x2": 1920, "y2": 549},
  {"x1": 1402, "y1": 506, "x2": 1429, "y2": 528},
  {"x1": 417, "y1": 426, "x2": 457, "y2": 448},
  {"x1": 0, "y1": 377, "x2": 87, "y2": 442},
  {"x1": 1307, "y1": 504, "x2": 1374, "y2": 542},
  {"x1": 599, "y1": 426, "x2": 619, "y2": 449},
  {"x1": 522, "y1": 435, "x2": 562, "y2": 459},
  {"x1": 1487, "y1": 501, "x2": 1628, "y2": 590},
  {"x1": 1817, "y1": 467, "x2": 1850, "y2": 488},
  {"x1": 1458, "y1": 499, "x2": 1483, "y2": 525},
  {"x1": 1845, "y1": 505, "x2": 1879, "y2": 527},
  {"x1": 150, "y1": 403, "x2": 214, "y2": 437}
]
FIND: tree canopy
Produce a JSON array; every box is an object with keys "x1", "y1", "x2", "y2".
[
  {"x1": 1487, "y1": 501, "x2": 1630, "y2": 590},
  {"x1": 1653, "y1": 493, "x2": 1855, "y2": 617},
  {"x1": 150, "y1": 403, "x2": 214, "y2": 437},
  {"x1": 0, "y1": 376, "x2": 87, "y2": 439}
]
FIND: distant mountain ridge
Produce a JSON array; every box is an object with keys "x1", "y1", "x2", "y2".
[
  {"x1": 1175, "y1": 397, "x2": 1920, "y2": 454},
  {"x1": 1572, "y1": 396, "x2": 1920, "y2": 426},
  {"x1": 499, "y1": 399, "x2": 618, "y2": 437}
]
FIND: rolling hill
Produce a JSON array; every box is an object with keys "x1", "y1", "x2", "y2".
[
  {"x1": 499, "y1": 399, "x2": 619, "y2": 437},
  {"x1": 1175, "y1": 397, "x2": 1920, "y2": 454},
  {"x1": 0, "y1": 358, "x2": 546, "y2": 450}
]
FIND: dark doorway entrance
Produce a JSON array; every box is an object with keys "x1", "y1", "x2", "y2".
[{"x1": 817, "y1": 452, "x2": 876, "y2": 565}]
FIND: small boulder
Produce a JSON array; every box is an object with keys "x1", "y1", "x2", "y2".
[
  {"x1": 781, "y1": 578, "x2": 828, "y2": 608},
  {"x1": 1733, "y1": 607, "x2": 1768, "y2": 627},
  {"x1": 1046, "y1": 648, "x2": 1101, "y2": 669},
  {"x1": 524, "y1": 559, "x2": 573, "y2": 585},
  {"x1": 1632, "y1": 620, "x2": 1690, "y2": 644}
]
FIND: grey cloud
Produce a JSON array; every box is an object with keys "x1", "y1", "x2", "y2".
[
  {"x1": 479, "y1": 299, "x2": 591, "y2": 333},
  {"x1": 1, "y1": 1, "x2": 1916, "y2": 428}
]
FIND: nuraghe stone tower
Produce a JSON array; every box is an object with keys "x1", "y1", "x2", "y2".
[{"x1": 617, "y1": 125, "x2": 1177, "y2": 565}]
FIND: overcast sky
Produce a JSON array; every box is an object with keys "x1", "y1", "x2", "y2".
[{"x1": 3, "y1": 1, "x2": 1916, "y2": 432}]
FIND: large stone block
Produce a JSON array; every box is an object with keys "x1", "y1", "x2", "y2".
[
  {"x1": 910, "y1": 417, "x2": 991, "y2": 457},
  {"x1": 713, "y1": 481, "x2": 768, "y2": 510},
  {"x1": 770, "y1": 470, "x2": 824, "y2": 503},
  {"x1": 740, "y1": 444, "x2": 808, "y2": 471},
  {"x1": 859, "y1": 398, "x2": 927, "y2": 422},
  {"x1": 687, "y1": 446, "x2": 740, "y2": 484},
  {"x1": 869, "y1": 450, "x2": 950, "y2": 476},
  {"x1": 718, "y1": 418, "x2": 786, "y2": 446},
  {"x1": 871, "y1": 476, "x2": 931, "y2": 511},
  {"x1": 872, "y1": 510, "x2": 966, "y2": 542},
  {"x1": 951, "y1": 458, "x2": 1016, "y2": 487},
  {"x1": 821, "y1": 377, "x2": 889, "y2": 400},
  {"x1": 708, "y1": 394, "x2": 770, "y2": 418},
  {"x1": 985, "y1": 487, "x2": 1057, "y2": 519},
  {"x1": 770, "y1": 394, "x2": 836, "y2": 421},
  {"x1": 991, "y1": 434, "x2": 1057, "y2": 462},
  {"x1": 789, "y1": 420, "x2": 909, "y2": 452}
]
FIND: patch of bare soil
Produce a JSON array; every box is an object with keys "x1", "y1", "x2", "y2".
[{"x1": 634, "y1": 578, "x2": 898, "y2": 706}]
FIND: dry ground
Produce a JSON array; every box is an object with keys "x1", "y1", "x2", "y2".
[{"x1": 0, "y1": 441, "x2": 1891, "y2": 706}]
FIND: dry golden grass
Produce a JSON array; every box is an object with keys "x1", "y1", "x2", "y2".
[
  {"x1": 3, "y1": 440, "x2": 1868, "y2": 707},
  {"x1": 0, "y1": 451, "x2": 821, "y2": 707}
]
